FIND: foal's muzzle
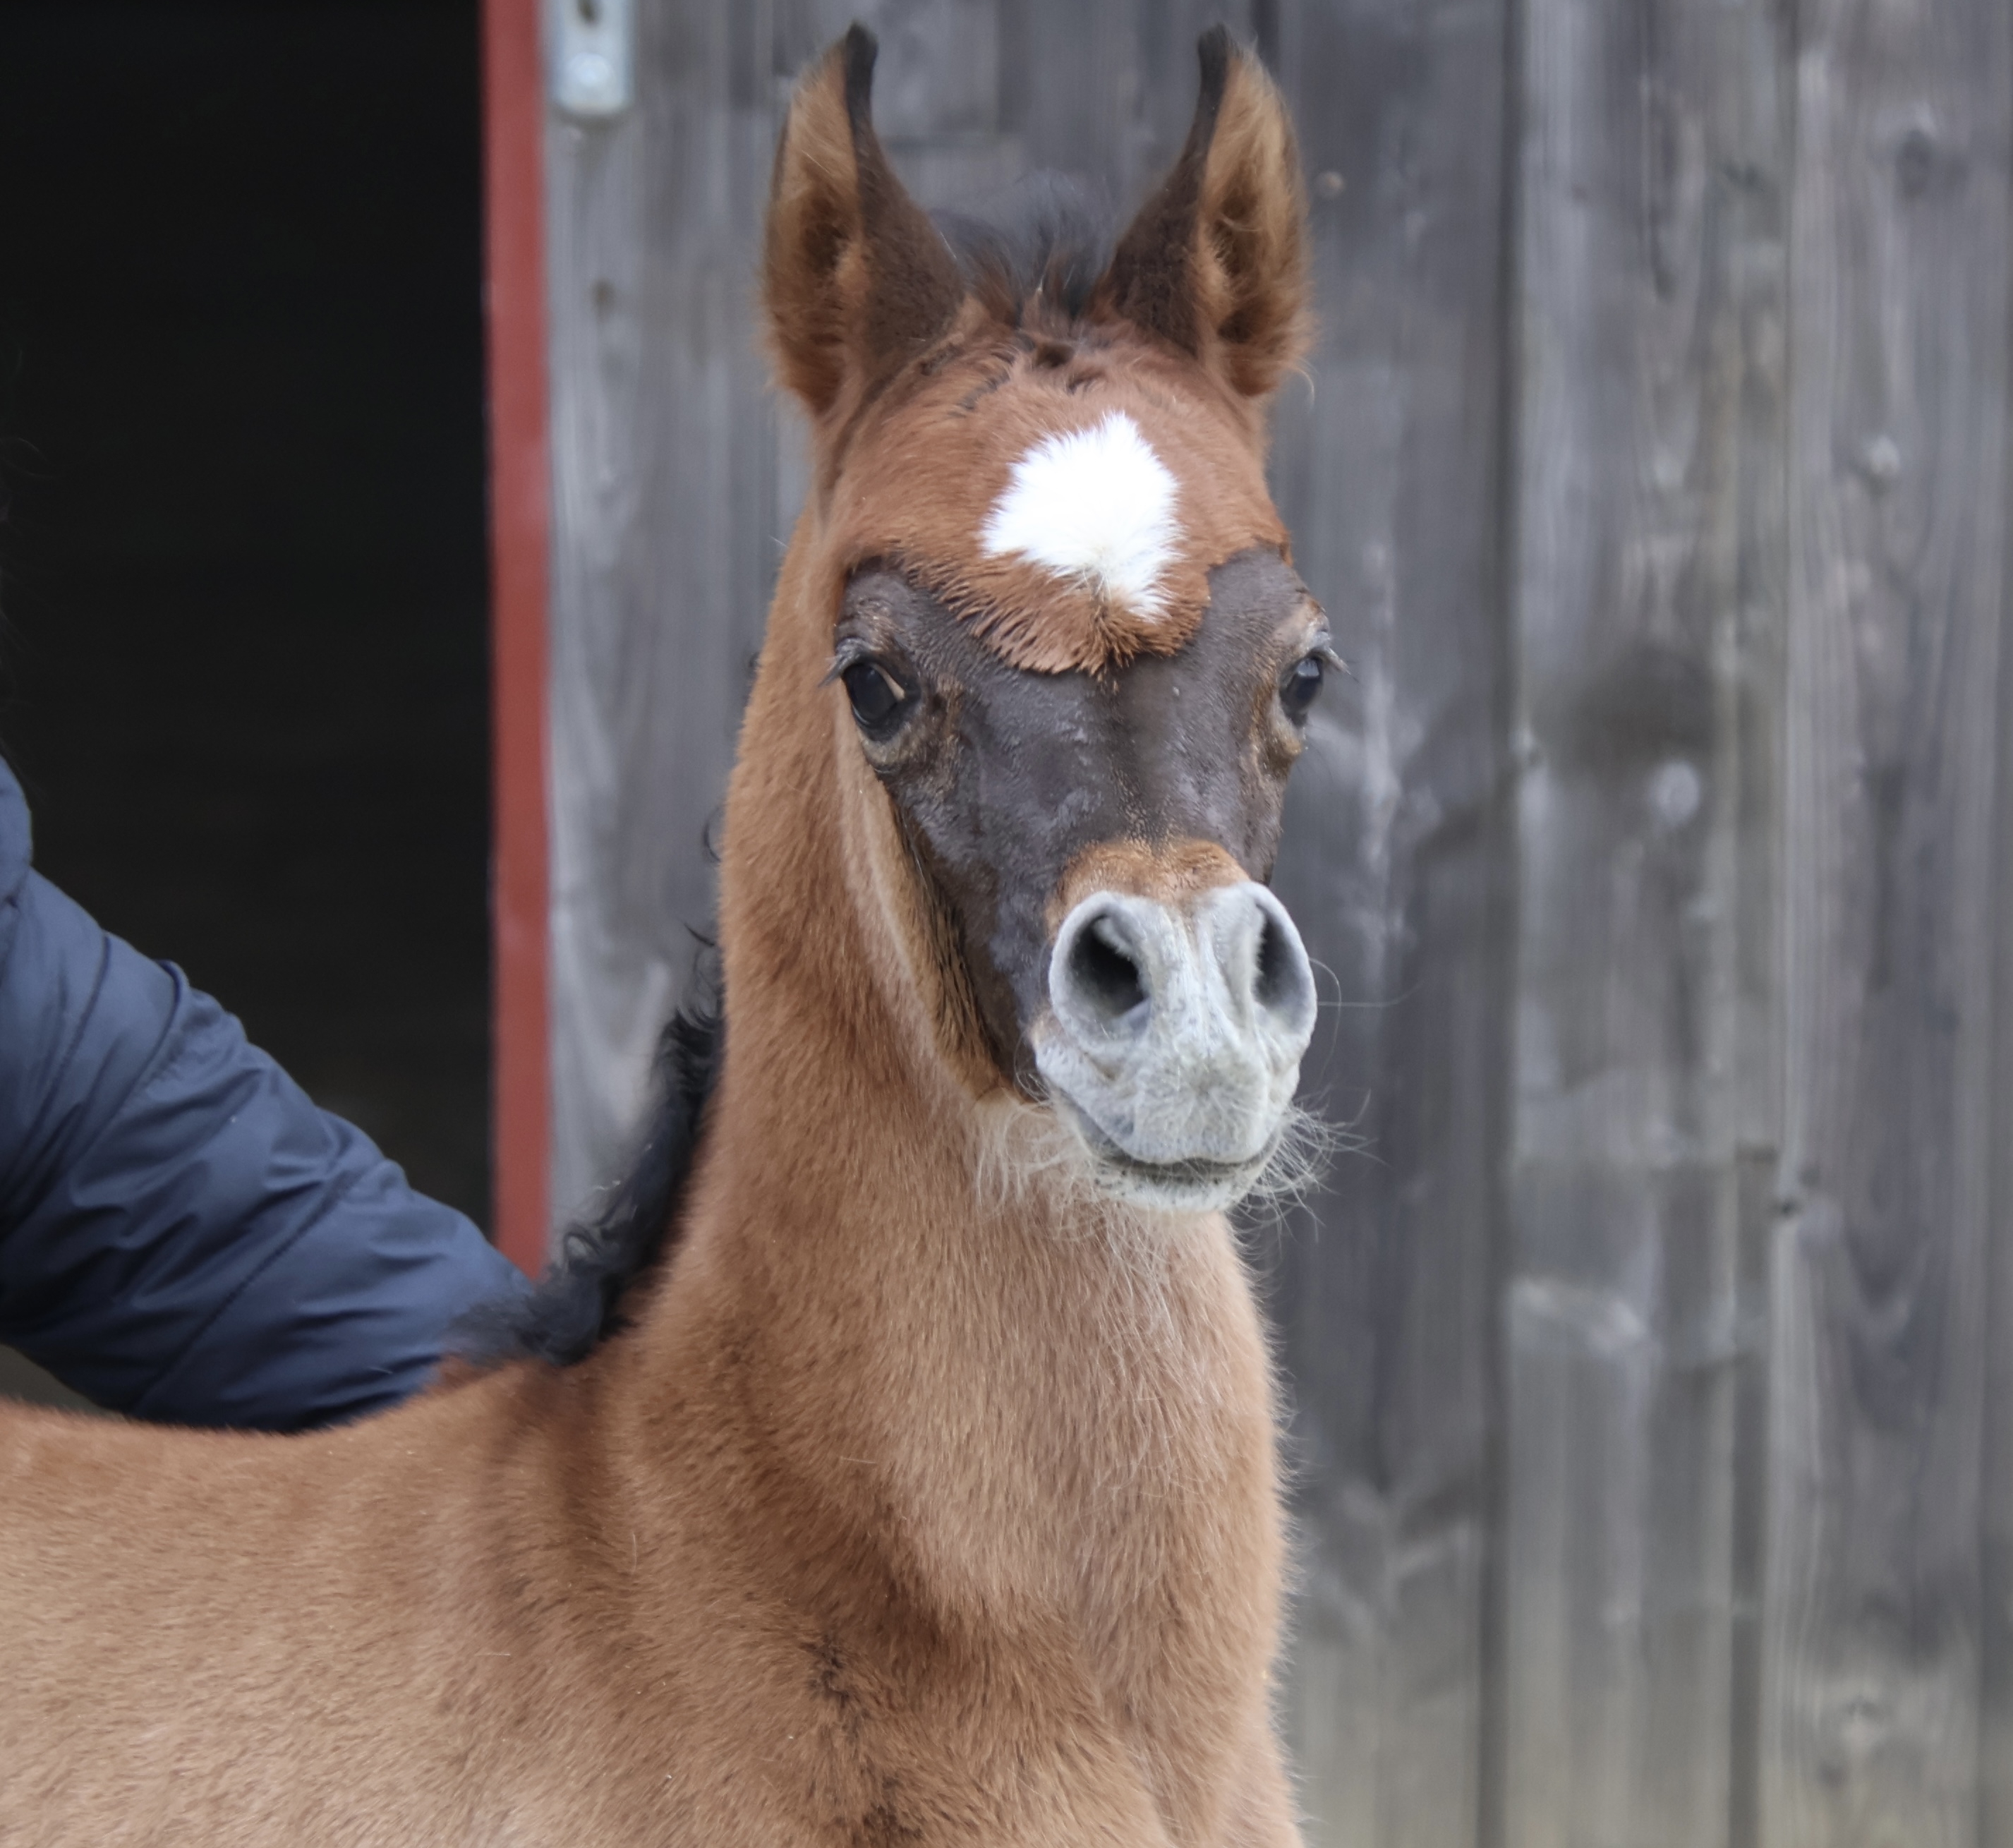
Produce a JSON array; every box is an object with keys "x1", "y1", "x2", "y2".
[{"x1": 1034, "y1": 882, "x2": 1318, "y2": 1209}]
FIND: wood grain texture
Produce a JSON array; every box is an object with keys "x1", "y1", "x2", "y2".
[
  {"x1": 1259, "y1": 4, "x2": 1512, "y2": 1845},
  {"x1": 1985, "y1": 361, "x2": 2013, "y2": 1848},
  {"x1": 543, "y1": 0, "x2": 785, "y2": 1224},
  {"x1": 1504, "y1": 2, "x2": 1788, "y2": 1844},
  {"x1": 1763, "y1": 1, "x2": 2012, "y2": 1843}
]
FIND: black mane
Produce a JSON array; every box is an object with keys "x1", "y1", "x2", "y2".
[
  {"x1": 933, "y1": 171, "x2": 1115, "y2": 327},
  {"x1": 454, "y1": 966, "x2": 723, "y2": 1368}
]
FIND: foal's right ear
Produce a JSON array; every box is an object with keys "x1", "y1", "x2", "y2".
[
  {"x1": 764, "y1": 26, "x2": 965, "y2": 421},
  {"x1": 1098, "y1": 29, "x2": 1308, "y2": 401}
]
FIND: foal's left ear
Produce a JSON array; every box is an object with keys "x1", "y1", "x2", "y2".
[
  {"x1": 764, "y1": 25, "x2": 966, "y2": 421},
  {"x1": 1097, "y1": 29, "x2": 1308, "y2": 401}
]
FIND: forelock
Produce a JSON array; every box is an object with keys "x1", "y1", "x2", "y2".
[{"x1": 933, "y1": 174, "x2": 1115, "y2": 330}]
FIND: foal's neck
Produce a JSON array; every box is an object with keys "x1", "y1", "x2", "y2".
[{"x1": 644, "y1": 909, "x2": 1276, "y2": 1618}]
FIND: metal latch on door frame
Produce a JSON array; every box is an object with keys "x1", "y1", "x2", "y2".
[{"x1": 549, "y1": 0, "x2": 634, "y2": 121}]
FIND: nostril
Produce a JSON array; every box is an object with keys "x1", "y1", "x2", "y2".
[
  {"x1": 1245, "y1": 893, "x2": 1315, "y2": 1037},
  {"x1": 1068, "y1": 914, "x2": 1149, "y2": 1027},
  {"x1": 1255, "y1": 910, "x2": 1294, "y2": 1011}
]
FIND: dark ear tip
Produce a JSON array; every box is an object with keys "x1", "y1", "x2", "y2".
[
  {"x1": 1195, "y1": 24, "x2": 1232, "y2": 83},
  {"x1": 842, "y1": 22, "x2": 879, "y2": 126}
]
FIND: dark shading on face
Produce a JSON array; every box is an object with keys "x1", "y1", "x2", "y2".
[{"x1": 831, "y1": 548, "x2": 1331, "y2": 1087}]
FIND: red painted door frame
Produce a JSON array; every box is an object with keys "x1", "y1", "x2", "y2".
[{"x1": 480, "y1": 0, "x2": 550, "y2": 1275}]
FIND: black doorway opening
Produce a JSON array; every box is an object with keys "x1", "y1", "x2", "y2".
[{"x1": 0, "y1": 0, "x2": 493, "y2": 1312}]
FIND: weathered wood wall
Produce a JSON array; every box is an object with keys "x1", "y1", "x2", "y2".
[{"x1": 537, "y1": 1, "x2": 2013, "y2": 1842}]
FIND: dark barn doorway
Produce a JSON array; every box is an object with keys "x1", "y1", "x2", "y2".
[{"x1": 0, "y1": 1, "x2": 494, "y2": 1395}]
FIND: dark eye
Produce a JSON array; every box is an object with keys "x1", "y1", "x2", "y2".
[
  {"x1": 1280, "y1": 653, "x2": 1325, "y2": 723},
  {"x1": 841, "y1": 658, "x2": 911, "y2": 735}
]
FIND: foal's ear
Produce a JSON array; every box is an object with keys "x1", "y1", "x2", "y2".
[
  {"x1": 1098, "y1": 29, "x2": 1308, "y2": 400},
  {"x1": 764, "y1": 25, "x2": 965, "y2": 419}
]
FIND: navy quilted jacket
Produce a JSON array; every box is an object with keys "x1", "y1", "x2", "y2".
[{"x1": 0, "y1": 757, "x2": 528, "y2": 1428}]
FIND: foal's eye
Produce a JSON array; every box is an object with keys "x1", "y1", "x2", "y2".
[
  {"x1": 841, "y1": 658, "x2": 911, "y2": 735},
  {"x1": 1280, "y1": 653, "x2": 1326, "y2": 724}
]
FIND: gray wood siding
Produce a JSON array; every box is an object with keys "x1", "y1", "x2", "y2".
[
  {"x1": 1503, "y1": 2, "x2": 1787, "y2": 1843},
  {"x1": 536, "y1": 2, "x2": 2013, "y2": 1842},
  {"x1": 1263, "y1": 5, "x2": 1510, "y2": 1844},
  {"x1": 1764, "y1": 2, "x2": 2011, "y2": 1844}
]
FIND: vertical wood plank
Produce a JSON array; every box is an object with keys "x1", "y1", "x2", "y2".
[
  {"x1": 543, "y1": 0, "x2": 785, "y2": 1226},
  {"x1": 1261, "y1": 4, "x2": 1513, "y2": 1844},
  {"x1": 998, "y1": 0, "x2": 1144, "y2": 202},
  {"x1": 1984, "y1": 352, "x2": 2013, "y2": 1848},
  {"x1": 1504, "y1": 1, "x2": 1789, "y2": 1843},
  {"x1": 1763, "y1": 0, "x2": 2012, "y2": 1842}
]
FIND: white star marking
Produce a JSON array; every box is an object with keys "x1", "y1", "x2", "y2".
[{"x1": 979, "y1": 413, "x2": 1180, "y2": 619}]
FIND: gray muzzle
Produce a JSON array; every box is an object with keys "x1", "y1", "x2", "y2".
[{"x1": 1034, "y1": 881, "x2": 1317, "y2": 1206}]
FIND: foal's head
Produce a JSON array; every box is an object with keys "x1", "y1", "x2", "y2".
[{"x1": 756, "y1": 25, "x2": 1325, "y2": 1213}]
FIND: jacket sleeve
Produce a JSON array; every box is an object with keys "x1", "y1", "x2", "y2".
[{"x1": 0, "y1": 780, "x2": 530, "y2": 1430}]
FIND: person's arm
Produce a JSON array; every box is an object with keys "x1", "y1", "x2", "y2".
[{"x1": 0, "y1": 768, "x2": 529, "y2": 1430}]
